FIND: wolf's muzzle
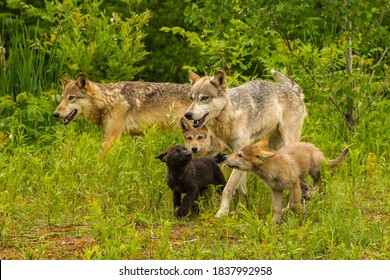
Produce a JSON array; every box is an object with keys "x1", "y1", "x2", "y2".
[{"x1": 53, "y1": 112, "x2": 60, "y2": 118}]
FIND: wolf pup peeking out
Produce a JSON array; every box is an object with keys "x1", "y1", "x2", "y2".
[
  {"x1": 156, "y1": 145, "x2": 226, "y2": 217},
  {"x1": 180, "y1": 117, "x2": 225, "y2": 157}
]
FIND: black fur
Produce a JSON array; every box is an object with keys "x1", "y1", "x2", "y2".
[{"x1": 156, "y1": 145, "x2": 226, "y2": 217}]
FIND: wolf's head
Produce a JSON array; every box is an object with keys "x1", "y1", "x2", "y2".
[
  {"x1": 224, "y1": 139, "x2": 274, "y2": 171},
  {"x1": 155, "y1": 145, "x2": 192, "y2": 168},
  {"x1": 184, "y1": 70, "x2": 228, "y2": 128},
  {"x1": 180, "y1": 117, "x2": 210, "y2": 156},
  {"x1": 53, "y1": 74, "x2": 91, "y2": 125}
]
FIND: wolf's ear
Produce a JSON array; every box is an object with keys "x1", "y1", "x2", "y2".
[
  {"x1": 254, "y1": 150, "x2": 275, "y2": 165},
  {"x1": 60, "y1": 77, "x2": 71, "y2": 88},
  {"x1": 77, "y1": 73, "x2": 87, "y2": 89},
  {"x1": 155, "y1": 151, "x2": 168, "y2": 162},
  {"x1": 180, "y1": 117, "x2": 189, "y2": 132},
  {"x1": 211, "y1": 70, "x2": 227, "y2": 92},
  {"x1": 254, "y1": 138, "x2": 269, "y2": 149},
  {"x1": 189, "y1": 71, "x2": 201, "y2": 84},
  {"x1": 200, "y1": 124, "x2": 208, "y2": 132}
]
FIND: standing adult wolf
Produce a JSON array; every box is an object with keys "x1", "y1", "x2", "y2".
[
  {"x1": 53, "y1": 74, "x2": 191, "y2": 151},
  {"x1": 184, "y1": 70, "x2": 307, "y2": 218}
]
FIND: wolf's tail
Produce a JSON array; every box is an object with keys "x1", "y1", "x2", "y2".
[
  {"x1": 270, "y1": 69, "x2": 304, "y2": 101},
  {"x1": 328, "y1": 149, "x2": 349, "y2": 167}
]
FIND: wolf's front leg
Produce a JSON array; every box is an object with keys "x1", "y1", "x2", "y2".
[
  {"x1": 215, "y1": 169, "x2": 246, "y2": 218},
  {"x1": 173, "y1": 192, "x2": 181, "y2": 208},
  {"x1": 176, "y1": 188, "x2": 199, "y2": 217},
  {"x1": 99, "y1": 120, "x2": 125, "y2": 155}
]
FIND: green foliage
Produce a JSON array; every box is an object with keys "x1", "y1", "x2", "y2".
[
  {"x1": 0, "y1": 16, "x2": 62, "y2": 144},
  {"x1": 131, "y1": 0, "x2": 199, "y2": 82},
  {"x1": 0, "y1": 16, "x2": 62, "y2": 100},
  {"x1": 25, "y1": 0, "x2": 150, "y2": 82},
  {"x1": 161, "y1": 0, "x2": 269, "y2": 84}
]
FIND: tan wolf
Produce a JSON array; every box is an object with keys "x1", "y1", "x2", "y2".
[
  {"x1": 223, "y1": 141, "x2": 348, "y2": 224},
  {"x1": 53, "y1": 74, "x2": 191, "y2": 151},
  {"x1": 179, "y1": 117, "x2": 225, "y2": 157},
  {"x1": 184, "y1": 70, "x2": 307, "y2": 218}
]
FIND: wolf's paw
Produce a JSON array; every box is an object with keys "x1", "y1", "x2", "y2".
[
  {"x1": 215, "y1": 208, "x2": 229, "y2": 218},
  {"x1": 176, "y1": 207, "x2": 189, "y2": 218}
]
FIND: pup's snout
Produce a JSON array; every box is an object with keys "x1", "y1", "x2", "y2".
[
  {"x1": 214, "y1": 153, "x2": 227, "y2": 164},
  {"x1": 191, "y1": 147, "x2": 198, "y2": 153},
  {"x1": 184, "y1": 111, "x2": 193, "y2": 120},
  {"x1": 53, "y1": 112, "x2": 60, "y2": 118}
]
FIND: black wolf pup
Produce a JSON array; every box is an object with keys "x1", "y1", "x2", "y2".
[{"x1": 156, "y1": 145, "x2": 226, "y2": 217}]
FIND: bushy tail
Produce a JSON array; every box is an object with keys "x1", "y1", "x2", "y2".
[
  {"x1": 328, "y1": 149, "x2": 349, "y2": 167},
  {"x1": 270, "y1": 69, "x2": 304, "y2": 101}
]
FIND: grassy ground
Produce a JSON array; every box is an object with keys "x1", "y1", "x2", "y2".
[{"x1": 0, "y1": 100, "x2": 388, "y2": 260}]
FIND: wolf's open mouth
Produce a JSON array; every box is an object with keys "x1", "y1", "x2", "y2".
[
  {"x1": 193, "y1": 113, "x2": 209, "y2": 128},
  {"x1": 63, "y1": 110, "x2": 77, "y2": 125}
]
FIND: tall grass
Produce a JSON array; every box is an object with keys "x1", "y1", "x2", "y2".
[
  {"x1": 0, "y1": 16, "x2": 63, "y2": 145},
  {"x1": 0, "y1": 16, "x2": 62, "y2": 100}
]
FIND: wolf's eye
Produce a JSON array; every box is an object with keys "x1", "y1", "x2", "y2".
[
  {"x1": 189, "y1": 95, "x2": 194, "y2": 101},
  {"x1": 197, "y1": 135, "x2": 204, "y2": 140},
  {"x1": 68, "y1": 96, "x2": 75, "y2": 101},
  {"x1": 200, "y1": 96, "x2": 209, "y2": 101},
  {"x1": 186, "y1": 136, "x2": 193, "y2": 141}
]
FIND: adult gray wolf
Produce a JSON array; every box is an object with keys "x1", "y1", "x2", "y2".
[
  {"x1": 53, "y1": 74, "x2": 191, "y2": 151},
  {"x1": 179, "y1": 117, "x2": 225, "y2": 157},
  {"x1": 156, "y1": 145, "x2": 226, "y2": 217},
  {"x1": 223, "y1": 141, "x2": 348, "y2": 224},
  {"x1": 184, "y1": 70, "x2": 307, "y2": 218}
]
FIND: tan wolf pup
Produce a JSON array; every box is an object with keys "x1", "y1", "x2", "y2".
[
  {"x1": 53, "y1": 74, "x2": 191, "y2": 151},
  {"x1": 223, "y1": 141, "x2": 348, "y2": 224},
  {"x1": 179, "y1": 117, "x2": 225, "y2": 157},
  {"x1": 184, "y1": 70, "x2": 307, "y2": 218}
]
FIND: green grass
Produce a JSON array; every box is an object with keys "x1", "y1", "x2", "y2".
[{"x1": 0, "y1": 99, "x2": 388, "y2": 260}]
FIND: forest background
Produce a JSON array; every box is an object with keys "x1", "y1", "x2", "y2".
[{"x1": 0, "y1": 0, "x2": 388, "y2": 260}]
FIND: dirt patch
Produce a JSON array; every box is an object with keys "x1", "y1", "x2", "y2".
[{"x1": 0, "y1": 225, "x2": 97, "y2": 260}]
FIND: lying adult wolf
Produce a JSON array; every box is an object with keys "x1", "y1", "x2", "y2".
[
  {"x1": 184, "y1": 70, "x2": 307, "y2": 218},
  {"x1": 53, "y1": 74, "x2": 191, "y2": 151}
]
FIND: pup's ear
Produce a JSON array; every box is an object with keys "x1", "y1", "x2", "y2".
[
  {"x1": 254, "y1": 150, "x2": 275, "y2": 165},
  {"x1": 155, "y1": 151, "x2": 168, "y2": 162},
  {"x1": 254, "y1": 138, "x2": 269, "y2": 149},
  {"x1": 189, "y1": 70, "x2": 201, "y2": 84},
  {"x1": 60, "y1": 77, "x2": 71, "y2": 88},
  {"x1": 77, "y1": 73, "x2": 87, "y2": 89},
  {"x1": 200, "y1": 124, "x2": 208, "y2": 132},
  {"x1": 210, "y1": 70, "x2": 227, "y2": 92},
  {"x1": 180, "y1": 117, "x2": 189, "y2": 132}
]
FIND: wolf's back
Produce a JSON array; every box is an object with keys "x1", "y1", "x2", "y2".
[{"x1": 270, "y1": 69, "x2": 304, "y2": 101}]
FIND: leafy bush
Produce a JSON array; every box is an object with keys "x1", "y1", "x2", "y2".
[{"x1": 25, "y1": 0, "x2": 150, "y2": 82}]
